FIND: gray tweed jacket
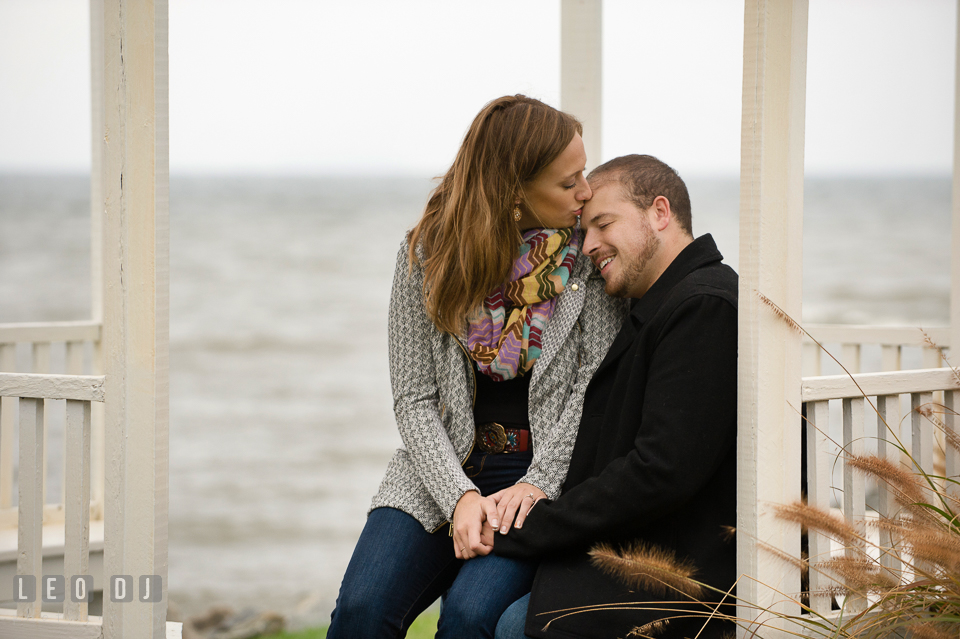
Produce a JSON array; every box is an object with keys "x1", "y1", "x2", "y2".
[{"x1": 370, "y1": 237, "x2": 626, "y2": 531}]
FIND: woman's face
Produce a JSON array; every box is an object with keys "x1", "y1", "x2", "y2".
[{"x1": 518, "y1": 133, "x2": 592, "y2": 230}]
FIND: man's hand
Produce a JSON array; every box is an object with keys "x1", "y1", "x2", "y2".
[
  {"x1": 489, "y1": 482, "x2": 546, "y2": 535},
  {"x1": 480, "y1": 517, "x2": 495, "y2": 547},
  {"x1": 452, "y1": 491, "x2": 499, "y2": 559}
]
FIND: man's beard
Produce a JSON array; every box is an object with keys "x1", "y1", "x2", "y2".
[{"x1": 605, "y1": 230, "x2": 661, "y2": 298}]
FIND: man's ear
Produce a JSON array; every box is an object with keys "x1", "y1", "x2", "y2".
[{"x1": 651, "y1": 195, "x2": 672, "y2": 231}]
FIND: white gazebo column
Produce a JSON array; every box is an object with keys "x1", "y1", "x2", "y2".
[
  {"x1": 100, "y1": 0, "x2": 170, "y2": 637},
  {"x1": 737, "y1": 0, "x2": 808, "y2": 635},
  {"x1": 952, "y1": 2, "x2": 960, "y2": 366},
  {"x1": 949, "y1": 1, "x2": 960, "y2": 493},
  {"x1": 90, "y1": 0, "x2": 107, "y2": 523},
  {"x1": 560, "y1": 0, "x2": 602, "y2": 171}
]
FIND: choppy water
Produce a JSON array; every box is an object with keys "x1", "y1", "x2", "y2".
[{"x1": 0, "y1": 172, "x2": 951, "y2": 623}]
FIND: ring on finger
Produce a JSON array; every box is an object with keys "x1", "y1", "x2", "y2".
[{"x1": 526, "y1": 493, "x2": 535, "y2": 499}]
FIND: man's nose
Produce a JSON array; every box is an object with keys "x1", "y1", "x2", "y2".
[{"x1": 583, "y1": 228, "x2": 599, "y2": 255}]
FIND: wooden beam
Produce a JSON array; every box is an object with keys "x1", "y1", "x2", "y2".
[
  {"x1": 804, "y1": 324, "x2": 949, "y2": 347},
  {"x1": 737, "y1": 0, "x2": 808, "y2": 633},
  {"x1": 0, "y1": 321, "x2": 101, "y2": 345},
  {"x1": 560, "y1": 0, "x2": 602, "y2": 170},
  {"x1": 101, "y1": 0, "x2": 170, "y2": 637},
  {"x1": 0, "y1": 374, "x2": 105, "y2": 403},
  {"x1": 0, "y1": 611, "x2": 182, "y2": 639},
  {"x1": 801, "y1": 367, "x2": 960, "y2": 402},
  {"x1": 0, "y1": 615, "x2": 103, "y2": 639}
]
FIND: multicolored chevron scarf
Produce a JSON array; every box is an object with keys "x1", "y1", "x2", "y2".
[{"x1": 466, "y1": 227, "x2": 580, "y2": 381}]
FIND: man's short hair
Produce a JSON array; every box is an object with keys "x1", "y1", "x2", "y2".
[{"x1": 588, "y1": 155, "x2": 692, "y2": 236}]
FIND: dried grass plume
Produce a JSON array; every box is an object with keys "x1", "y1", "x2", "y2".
[
  {"x1": 589, "y1": 542, "x2": 704, "y2": 599},
  {"x1": 773, "y1": 501, "x2": 860, "y2": 546}
]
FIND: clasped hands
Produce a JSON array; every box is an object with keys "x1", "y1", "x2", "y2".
[{"x1": 452, "y1": 482, "x2": 546, "y2": 560}]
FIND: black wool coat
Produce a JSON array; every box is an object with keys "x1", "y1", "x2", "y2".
[{"x1": 494, "y1": 234, "x2": 739, "y2": 639}]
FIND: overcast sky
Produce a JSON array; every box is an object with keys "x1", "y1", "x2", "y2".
[{"x1": 0, "y1": 0, "x2": 956, "y2": 176}]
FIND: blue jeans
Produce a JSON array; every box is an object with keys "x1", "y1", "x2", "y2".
[
  {"x1": 495, "y1": 593, "x2": 534, "y2": 639},
  {"x1": 328, "y1": 451, "x2": 537, "y2": 639}
]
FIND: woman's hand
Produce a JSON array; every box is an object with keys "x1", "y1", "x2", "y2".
[
  {"x1": 489, "y1": 482, "x2": 546, "y2": 535},
  {"x1": 452, "y1": 491, "x2": 498, "y2": 560}
]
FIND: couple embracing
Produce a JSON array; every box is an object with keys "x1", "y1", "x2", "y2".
[{"x1": 327, "y1": 96, "x2": 738, "y2": 639}]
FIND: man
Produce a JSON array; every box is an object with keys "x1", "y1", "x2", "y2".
[{"x1": 488, "y1": 155, "x2": 738, "y2": 639}]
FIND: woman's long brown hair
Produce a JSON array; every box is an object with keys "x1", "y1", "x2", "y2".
[{"x1": 408, "y1": 95, "x2": 582, "y2": 335}]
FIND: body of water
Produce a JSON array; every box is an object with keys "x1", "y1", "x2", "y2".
[{"x1": 0, "y1": 172, "x2": 951, "y2": 624}]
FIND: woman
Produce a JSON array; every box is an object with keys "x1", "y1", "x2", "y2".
[{"x1": 327, "y1": 95, "x2": 624, "y2": 638}]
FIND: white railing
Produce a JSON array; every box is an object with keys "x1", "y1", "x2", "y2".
[
  {"x1": 800, "y1": 367, "x2": 960, "y2": 617},
  {"x1": 803, "y1": 324, "x2": 949, "y2": 377},
  {"x1": 0, "y1": 322, "x2": 105, "y2": 528},
  {"x1": 0, "y1": 372, "x2": 103, "y2": 623}
]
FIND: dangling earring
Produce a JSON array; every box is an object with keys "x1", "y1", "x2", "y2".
[{"x1": 514, "y1": 206, "x2": 522, "y2": 222}]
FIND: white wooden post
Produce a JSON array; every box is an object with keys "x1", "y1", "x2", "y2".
[
  {"x1": 560, "y1": 0, "x2": 602, "y2": 171},
  {"x1": 946, "y1": 390, "x2": 960, "y2": 501},
  {"x1": 737, "y1": 0, "x2": 808, "y2": 634},
  {"x1": 841, "y1": 397, "x2": 866, "y2": 612},
  {"x1": 0, "y1": 343, "x2": 15, "y2": 510},
  {"x1": 880, "y1": 344, "x2": 902, "y2": 372},
  {"x1": 17, "y1": 398, "x2": 44, "y2": 619},
  {"x1": 804, "y1": 401, "x2": 830, "y2": 615},
  {"x1": 31, "y1": 343, "x2": 51, "y2": 510},
  {"x1": 101, "y1": 0, "x2": 170, "y2": 636},
  {"x1": 875, "y1": 395, "x2": 901, "y2": 581},
  {"x1": 841, "y1": 343, "x2": 861, "y2": 375},
  {"x1": 912, "y1": 392, "x2": 935, "y2": 476},
  {"x1": 952, "y1": 0, "x2": 960, "y2": 362},
  {"x1": 63, "y1": 400, "x2": 92, "y2": 622},
  {"x1": 90, "y1": 0, "x2": 107, "y2": 522}
]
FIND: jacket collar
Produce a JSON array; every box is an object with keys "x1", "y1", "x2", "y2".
[
  {"x1": 593, "y1": 234, "x2": 724, "y2": 376},
  {"x1": 630, "y1": 233, "x2": 724, "y2": 323}
]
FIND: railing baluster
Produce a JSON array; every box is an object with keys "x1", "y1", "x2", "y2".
[
  {"x1": 803, "y1": 342, "x2": 822, "y2": 377},
  {"x1": 806, "y1": 400, "x2": 831, "y2": 614},
  {"x1": 841, "y1": 343, "x2": 862, "y2": 375},
  {"x1": 66, "y1": 340, "x2": 84, "y2": 375},
  {"x1": 922, "y1": 345, "x2": 943, "y2": 370},
  {"x1": 911, "y1": 391, "x2": 936, "y2": 579},
  {"x1": 63, "y1": 399, "x2": 91, "y2": 621},
  {"x1": 0, "y1": 343, "x2": 15, "y2": 510},
  {"x1": 920, "y1": 347, "x2": 945, "y2": 438},
  {"x1": 842, "y1": 397, "x2": 866, "y2": 612},
  {"x1": 91, "y1": 339, "x2": 105, "y2": 520},
  {"x1": 64, "y1": 340, "x2": 85, "y2": 517},
  {"x1": 31, "y1": 343, "x2": 51, "y2": 512},
  {"x1": 880, "y1": 344, "x2": 902, "y2": 372},
  {"x1": 945, "y1": 390, "x2": 960, "y2": 501},
  {"x1": 912, "y1": 392, "x2": 935, "y2": 476},
  {"x1": 17, "y1": 397, "x2": 44, "y2": 619},
  {"x1": 876, "y1": 394, "x2": 901, "y2": 583}
]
